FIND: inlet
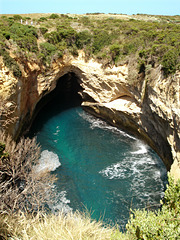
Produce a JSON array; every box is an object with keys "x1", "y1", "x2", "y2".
[{"x1": 29, "y1": 71, "x2": 168, "y2": 230}]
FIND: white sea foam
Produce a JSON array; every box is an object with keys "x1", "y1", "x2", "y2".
[
  {"x1": 131, "y1": 140, "x2": 148, "y2": 154},
  {"x1": 80, "y1": 109, "x2": 166, "y2": 209},
  {"x1": 48, "y1": 190, "x2": 72, "y2": 214},
  {"x1": 100, "y1": 162, "x2": 128, "y2": 179},
  {"x1": 79, "y1": 111, "x2": 136, "y2": 140},
  {"x1": 100, "y1": 153, "x2": 165, "y2": 205},
  {"x1": 35, "y1": 150, "x2": 61, "y2": 173}
]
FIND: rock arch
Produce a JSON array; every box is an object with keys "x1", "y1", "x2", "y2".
[
  {"x1": 7, "y1": 55, "x2": 179, "y2": 180},
  {"x1": 27, "y1": 70, "x2": 85, "y2": 135}
]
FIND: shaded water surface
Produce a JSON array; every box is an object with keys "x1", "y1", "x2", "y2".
[{"x1": 30, "y1": 97, "x2": 167, "y2": 229}]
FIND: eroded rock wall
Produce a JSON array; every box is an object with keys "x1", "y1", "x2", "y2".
[{"x1": 0, "y1": 51, "x2": 179, "y2": 180}]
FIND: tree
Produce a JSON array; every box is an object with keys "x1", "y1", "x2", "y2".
[
  {"x1": 0, "y1": 132, "x2": 57, "y2": 213},
  {"x1": 109, "y1": 43, "x2": 121, "y2": 63}
]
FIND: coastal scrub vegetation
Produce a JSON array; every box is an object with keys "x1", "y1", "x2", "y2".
[
  {"x1": 0, "y1": 13, "x2": 179, "y2": 76},
  {"x1": 0, "y1": 131, "x2": 57, "y2": 214},
  {"x1": 0, "y1": 173, "x2": 179, "y2": 239}
]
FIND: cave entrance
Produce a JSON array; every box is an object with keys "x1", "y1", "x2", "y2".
[
  {"x1": 52, "y1": 72, "x2": 83, "y2": 105},
  {"x1": 44, "y1": 72, "x2": 83, "y2": 107},
  {"x1": 29, "y1": 72, "x2": 83, "y2": 133}
]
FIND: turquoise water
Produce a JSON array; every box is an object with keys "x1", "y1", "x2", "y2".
[{"x1": 30, "y1": 97, "x2": 167, "y2": 229}]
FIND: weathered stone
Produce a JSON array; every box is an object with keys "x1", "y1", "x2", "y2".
[{"x1": 0, "y1": 51, "x2": 179, "y2": 181}]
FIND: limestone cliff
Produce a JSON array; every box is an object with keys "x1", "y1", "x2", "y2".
[{"x1": 0, "y1": 51, "x2": 179, "y2": 180}]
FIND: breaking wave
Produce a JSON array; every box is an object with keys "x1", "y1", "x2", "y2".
[
  {"x1": 131, "y1": 140, "x2": 148, "y2": 154},
  {"x1": 99, "y1": 142, "x2": 166, "y2": 207},
  {"x1": 35, "y1": 150, "x2": 61, "y2": 173},
  {"x1": 48, "y1": 190, "x2": 72, "y2": 215},
  {"x1": 78, "y1": 110, "x2": 136, "y2": 140}
]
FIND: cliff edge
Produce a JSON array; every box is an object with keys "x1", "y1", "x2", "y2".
[{"x1": 0, "y1": 50, "x2": 179, "y2": 180}]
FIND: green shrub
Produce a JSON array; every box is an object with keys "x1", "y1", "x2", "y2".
[
  {"x1": 16, "y1": 35, "x2": 38, "y2": 52},
  {"x1": 0, "y1": 49, "x2": 22, "y2": 77},
  {"x1": 10, "y1": 23, "x2": 38, "y2": 38},
  {"x1": 40, "y1": 42, "x2": 57, "y2": 56},
  {"x1": 44, "y1": 31, "x2": 59, "y2": 44},
  {"x1": 138, "y1": 49, "x2": 150, "y2": 59},
  {"x1": 76, "y1": 30, "x2": 92, "y2": 48},
  {"x1": 163, "y1": 174, "x2": 180, "y2": 210},
  {"x1": 122, "y1": 43, "x2": 136, "y2": 55},
  {"x1": 39, "y1": 42, "x2": 57, "y2": 64},
  {"x1": 80, "y1": 16, "x2": 91, "y2": 26},
  {"x1": 109, "y1": 43, "x2": 121, "y2": 63},
  {"x1": 45, "y1": 27, "x2": 77, "y2": 47},
  {"x1": 161, "y1": 49, "x2": 178, "y2": 75},
  {"x1": 9, "y1": 23, "x2": 38, "y2": 52},
  {"x1": 126, "y1": 174, "x2": 180, "y2": 240},
  {"x1": 56, "y1": 27, "x2": 77, "y2": 46},
  {"x1": 2, "y1": 31, "x2": 11, "y2": 40},
  {"x1": 49, "y1": 13, "x2": 59, "y2": 19},
  {"x1": 38, "y1": 17, "x2": 48, "y2": 22},
  {"x1": 13, "y1": 15, "x2": 22, "y2": 21},
  {"x1": 1, "y1": 16, "x2": 7, "y2": 19},
  {"x1": 92, "y1": 30, "x2": 112, "y2": 53},
  {"x1": 39, "y1": 27, "x2": 48, "y2": 35}
]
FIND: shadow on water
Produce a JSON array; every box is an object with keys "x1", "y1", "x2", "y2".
[{"x1": 28, "y1": 72, "x2": 168, "y2": 230}]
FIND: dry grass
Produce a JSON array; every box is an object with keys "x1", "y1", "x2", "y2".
[{"x1": 0, "y1": 211, "x2": 127, "y2": 240}]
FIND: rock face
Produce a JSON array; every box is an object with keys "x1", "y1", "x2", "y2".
[{"x1": 0, "y1": 51, "x2": 180, "y2": 180}]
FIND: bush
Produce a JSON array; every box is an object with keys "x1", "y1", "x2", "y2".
[
  {"x1": 2, "y1": 31, "x2": 10, "y2": 40},
  {"x1": 45, "y1": 27, "x2": 77, "y2": 47},
  {"x1": 109, "y1": 43, "x2": 121, "y2": 63},
  {"x1": 13, "y1": 15, "x2": 22, "y2": 21},
  {"x1": 39, "y1": 42, "x2": 57, "y2": 64},
  {"x1": 39, "y1": 27, "x2": 48, "y2": 35},
  {"x1": 126, "y1": 174, "x2": 180, "y2": 239},
  {"x1": 49, "y1": 13, "x2": 59, "y2": 19},
  {"x1": 57, "y1": 27, "x2": 77, "y2": 46},
  {"x1": 161, "y1": 49, "x2": 178, "y2": 76},
  {"x1": 40, "y1": 42, "x2": 57, "y2": 56},
  {"x1": 92, "y1": 30, "x2": 112, "y2": 54},
  {"x1": 76, "y1": 30, "x2": 92, "y2": 49},
  {"x1": 9, "y1": 23, "x2": 38, "y2": 52},
  {"x1": 10, "y1": 23, "x2": 38, "y2": 38},
  {"x1": 16, "y1": 35, "x2": 38, "y2": 52},
  {"x1": 80, "y1": 16, "x2": 91, "y2": 26},
  {"x1": 39, "y1": 17, "x2": 48, "y2": 22},
  {"x1": 0, "y1": 211, "x2": 119, "y2": 240},
  {"x1": 0, "y1": 131, "x2": 57, "y2": 213},
  {"x1": 0, "y1": 49, "x2": 22, "y2": 77},
  {"x1": 122, "y1": 42, "x2": 137, "y2": 55}
]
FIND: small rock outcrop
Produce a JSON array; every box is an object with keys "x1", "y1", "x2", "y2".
[{"x1": 0, "y1": 51, "x2": 179, "y2": 180}]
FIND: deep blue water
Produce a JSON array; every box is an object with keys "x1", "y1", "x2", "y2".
[{"x1": 30, "y1": 97, "x2": 167, "y2": 229}]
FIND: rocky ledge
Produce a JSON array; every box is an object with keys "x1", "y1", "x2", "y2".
[{"x1": 0, "y1": 51, "x2": 180, "y2": 180}]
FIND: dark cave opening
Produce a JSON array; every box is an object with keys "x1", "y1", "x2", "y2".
[
  {"x1": 27, "y1": 72, "x2": 83, "y2": 135},
  {"x1": 38, "y1": 72, "x2": 82, "y2": 109}
]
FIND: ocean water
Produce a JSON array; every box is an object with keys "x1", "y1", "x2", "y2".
[{"x1": 30, "y1": 97, "x2": 167, "y2": 229}]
